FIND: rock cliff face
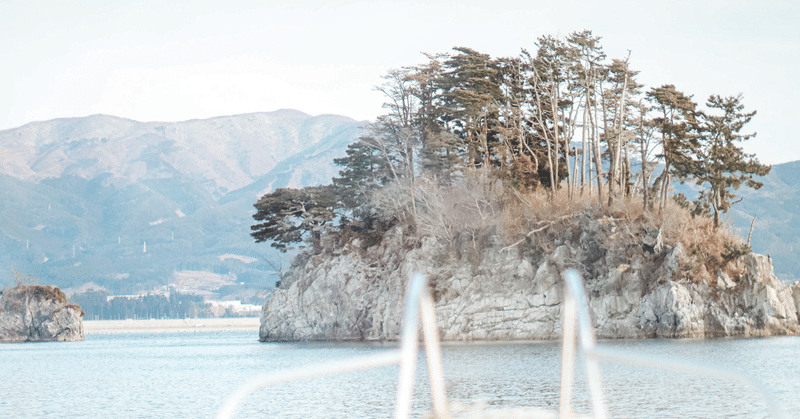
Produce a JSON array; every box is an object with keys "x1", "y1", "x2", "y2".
[
  {"x1": 0, "y1": 285, "x2": 85, "y2": 342},
  {"x1": 260, "y1": 219, "x2": 800, "y2": 341}
]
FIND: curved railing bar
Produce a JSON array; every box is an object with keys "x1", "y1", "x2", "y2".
[
  {"x1": 395, "y1": 272, "x2": 450, "y2": 419},
  {"x1": 216, "y1": 273, "x2": 449, "y2": 419},
  {"x1": 558, "y1": 287, "x2": 578, "y2": 419},
  {"x1": 562, "y1": 269, "x2": 609, "y2": 419},
  {"x1": 560, "y1": 269, "x2": 786, "y2": 419},
  {"x1": 218, "y1": 269, "x2": 785, "y2": 419},
  {"x1": 587, "y1": 346, "x2": 786, "y2": 419},
  {"x1": 215, "y1": 351, "x2": 403, "y2": 419},
  {"x1": 420, "y1": 279, "x2": 449, "y2": 418},
  {"x1": 394, "y1": 272, "x2": 423, "y2": 418}
]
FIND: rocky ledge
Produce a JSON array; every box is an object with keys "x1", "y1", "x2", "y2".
[
  {"x1": 0, "y1": 284, "x2": 85, "y2": 343},
  {"x1": 260, "y1": 220, "x2": 800, "y2": 341}
]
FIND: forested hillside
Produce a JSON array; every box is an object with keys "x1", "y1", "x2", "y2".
[{"x1": 0, "y1": 110, "x2": 364, "y2": 297}]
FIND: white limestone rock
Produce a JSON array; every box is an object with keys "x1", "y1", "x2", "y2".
[
  {"x1": 0, "y1": 285, "x2": 85, "y2": 343},
  {"x1": 260, "y1": 221, "x2": 800, "y2": 342}
]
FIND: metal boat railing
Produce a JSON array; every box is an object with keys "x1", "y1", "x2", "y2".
[
  {"x1": 559, "y1": 269, "x2": 786, "y2": 419},
  {"x1": 216, "y1": 270, "x2": 786, "y2": 419},
  {"x1": 215, "y1": 273, "x2": 449, "y2": 419}
]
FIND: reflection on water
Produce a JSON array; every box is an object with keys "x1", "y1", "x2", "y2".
[{"x1": 0, "y1": 332, "x2": 798, "y2": 418}]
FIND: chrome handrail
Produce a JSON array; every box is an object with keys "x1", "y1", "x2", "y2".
[
  {"x1": 217, "y1": 270, "x2": 787, "y2": 419},
  {"x1": 215, "y1": 273, "x2": 448, "y2": 419},
  {"x1": 559, "y1": 269, "x2": 787, "y2": 419},
  {"x1": 396, "y1": 272, "x2": 449, "y2": 419}
]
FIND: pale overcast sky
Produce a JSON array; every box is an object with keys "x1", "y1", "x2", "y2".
[{"x1": 1, "y1": 0, "x2": 797, "y2": 164}]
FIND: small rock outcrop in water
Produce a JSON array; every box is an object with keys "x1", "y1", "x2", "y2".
[
  {"x1": 260, "y1": 219, "x2": 800, "y2": 341},
  {"x1": 0, "y1": 285, "x2": 85, "y2": 342}
]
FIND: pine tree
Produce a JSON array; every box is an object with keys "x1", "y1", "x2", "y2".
[
  {"x1": 419, "y1": 130, "x2": 462, "y2": 185},
  {"x1": 332, "y1": 139, "x2": 393, "y2": 210},
  {"x1": 526, "y1": 36, "x2": 573, "y2": 196},
  {"x1": 439, "y1": 47, "x2": 504, "y2": 170},
  {"x1": 631, "y1": 99, "x2": 659, "y2": 211},
  {"x1": 566, "y1": 30, "x2": 606, "y2": 199},
  {"x1": 495, "y1": 55, "x2": 545, "y2": 190},
  {"x1": 407, "y1": 54, "x2": 462, "y2": 184},
  {"x1": 250, "y1": 186, "x2": 336, "y2": 253},
  {"x1": 647, "y1": 85, "x2": 700, "y2": 209},
  {"x1": 604, "y1": 56, "x2": 641, "y2": 205},
  {"x1": 694, "y1": 94, "x2": 771, "y2": 227}
]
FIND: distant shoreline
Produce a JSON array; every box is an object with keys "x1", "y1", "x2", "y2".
[{"x1": 83, "y1": 317, "x2": 260, "y2": 334}]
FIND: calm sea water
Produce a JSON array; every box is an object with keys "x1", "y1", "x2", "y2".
[{"x1": 1, "y1": 331, "x2": 798, "y2": 418}]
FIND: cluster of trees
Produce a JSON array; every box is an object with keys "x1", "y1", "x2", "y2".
[
  {"x1": 252, "y1": 31, "x2": 769, "y2": 252},
  {"x1": 70, "y1": 289, "x2": 210, "y2": 320}
]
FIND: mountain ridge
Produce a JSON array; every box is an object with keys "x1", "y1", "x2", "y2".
[
  {"x1": 0, "y1": 110, "x2": 365, "y2": 296},
  {"x1": 0, "y1": 110, "x2": 363, "y2": 196}
]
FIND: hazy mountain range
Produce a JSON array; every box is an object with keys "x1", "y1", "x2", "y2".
[
  {"x1": 0, "y1": 109, "x2": 797, "y2": 301},
  {"x1": 726, "y1": 160, "x2": 800, "y2": 282},
  {"x1": 0, "y1": 110, "x2": 364, "y2": 298}
]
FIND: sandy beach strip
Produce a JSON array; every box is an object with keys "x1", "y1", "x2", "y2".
[{"x1": 83, "y1": 317, "x2": 261, "y2": 334}]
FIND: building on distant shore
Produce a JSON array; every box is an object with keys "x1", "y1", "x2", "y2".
[{"x1": 206, "y1": 300, "x2": 261, "y2": 317}]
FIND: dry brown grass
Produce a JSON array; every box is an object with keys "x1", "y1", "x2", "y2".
[
  {"x1": 65, "y1": 304, "x2": 86, "y2": 316},
  {"x1": 413, "y1": 171, "x2": 506, "y2": 243},
  {"x1": 503, "y1": 188, "x2": 649, "y2": 240},
  {"x1": 410, "y1": 174, "x2": 748, "y2": 285},
  {"x1": 658, "y1": 199, "x2": 749, "y2": 282},
  {"x1": 2, "y1": 284, "x2": 69, "y2": 309},
  {"x1": 507, "y1": 189, "x2": 749, "y2": 284},
  {"x1": 31, "y1": 285, "x2": 68, "y2": 304},
  {"x1": 367, "y1": 172, "x2": 749, "y2": 286}
]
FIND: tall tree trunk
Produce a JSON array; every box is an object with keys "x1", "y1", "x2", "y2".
[
  {"x1": 581, "y1": 98, "x2": 588, "y2": 195},
  {"x1": 406, "y1": 140, "x2": 417, "y2": 218},
  {"x1": 609, "y1": 71, "x2": 628, "y2": 205},
  {"x1": 552, "y1": 92, "x2": 562, "y2": 196},
  {"x1": 638, "y1": 107, "x2": 650, "y2": 210},
  {"x1": 623, "y1": 145, "x2": 630, "y2": 196},
  {"x1": 591, "y1": 96, "x2": 604, "y2": 204},
  {"x1": 659, "y1": 163, "x2": 670, "y2": 210},
  {"x1": 601, "y1": 88, "x2": 612, "y2": 199},
  {"x1": 659, "y1": 120, "x2": 672, "y2": 210},
  {"x1": 545, "y1": 133, "x2": 556, "y2": 200},
  {"x1": 572, "y1": 147, "x2": 579, "y2": 194},
  {"x1": 562, "y1": 117, "x2": 573, "y2": 199},
  {"x1": 641, "y1": 132, "x2": 648, "y2": 211}
]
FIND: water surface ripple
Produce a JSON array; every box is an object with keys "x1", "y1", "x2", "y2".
[{"x1": 1, "y1": 332, "x2": 798, "y2": 418}]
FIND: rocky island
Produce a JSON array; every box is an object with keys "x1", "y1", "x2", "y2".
[
  {"x1": 0, "y1": 284, "x2": 85, "y2": 343},
  {"x1": 260, "y1": 218, "x2": 800, "y2": 341},
  {"x1": 252, "y1": 37, "x2": 797, "y2": 342}
]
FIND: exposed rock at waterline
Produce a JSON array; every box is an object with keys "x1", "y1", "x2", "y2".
[
  {"x1": 260, "y1": 221, "x2": 800, "y2": 341},
  {"x1": 0, "y1": 285, "x2": 85, "y2": 342}
]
